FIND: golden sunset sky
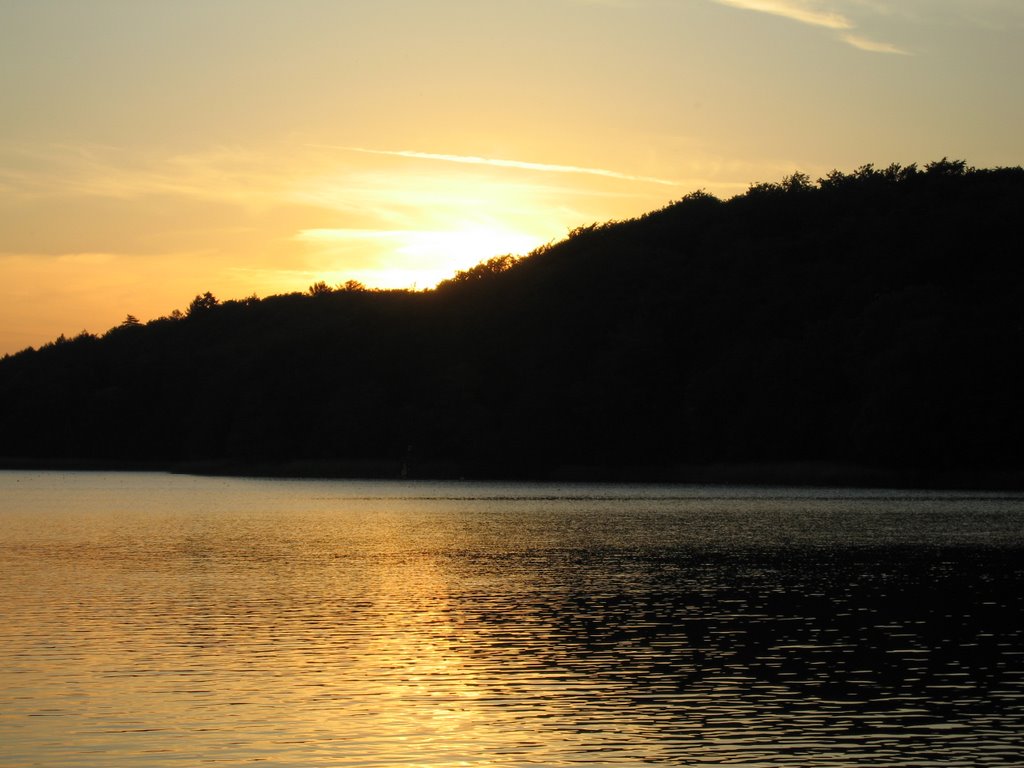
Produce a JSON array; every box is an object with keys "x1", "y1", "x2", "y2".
[{"x1": 2, "y1": 0, "x2": 1022, "y2": 354}]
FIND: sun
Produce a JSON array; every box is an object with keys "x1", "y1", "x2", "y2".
[
  {"x1": 290, "y1": 166, "x2": 585, "y2": 291},
  {"x1": 297, "y1": 221, "x2": 549, "y2": 290},
  {"x1": 395, "y1": 224, "x2": 542, "y2": 267}
]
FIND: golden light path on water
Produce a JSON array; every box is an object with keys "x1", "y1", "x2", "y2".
[{"x1": 1, "y1": 472, "x2": 1023, "y2": 766}]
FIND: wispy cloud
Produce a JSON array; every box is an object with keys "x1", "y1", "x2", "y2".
[
  {"x1": 712, "y1": 0, "x2": 853, "y2": 30},
  {"x1": 324, "y1": 146, "x2": 683, "y2": 187},
  {"x1": 840, "y1": 32, "x2": 910, "y2": 54},
  {"x1": 710, "y1": 0, "x2": 910, "y2": 54}
]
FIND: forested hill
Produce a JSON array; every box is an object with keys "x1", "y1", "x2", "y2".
[{"x1": 2, "y1": 160, "x2": 1023, "y2": 485}]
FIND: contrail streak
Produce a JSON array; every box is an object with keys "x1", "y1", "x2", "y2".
[{"x1": 321, "y1": 145, "x2": 681, "y2": 186}]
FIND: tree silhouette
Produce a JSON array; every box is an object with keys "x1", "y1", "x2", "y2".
[
  {"x1": 308, "y1": 281, "x2": 333, "y2": 295},
  {"x1": 1, "y1": 161, "x2": 1021, "y2": 485},
  {"x1": 186, "y1": 292, "x2": 219, "y2": 316}
]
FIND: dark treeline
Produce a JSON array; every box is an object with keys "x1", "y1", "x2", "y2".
[{"x1": 2, "y1": 160, "x2": 1023, "y2": 485}]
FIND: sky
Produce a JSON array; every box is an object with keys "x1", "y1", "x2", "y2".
[{"x1": 1, "y1": 0, "x2": 1022, "y2": 355}]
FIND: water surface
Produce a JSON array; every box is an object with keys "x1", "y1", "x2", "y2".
[{"x1": 1, "y1": 471, "x2": 1022, "y2": 766}]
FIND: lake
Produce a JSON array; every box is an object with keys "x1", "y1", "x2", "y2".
[{"x1": 1, "y1": 471, "x2": 1022, "y2": 767}]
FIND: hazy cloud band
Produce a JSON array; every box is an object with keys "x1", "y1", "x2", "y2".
[{"x1": 329, "y1": 146, "x2": 681, "y2": 187}]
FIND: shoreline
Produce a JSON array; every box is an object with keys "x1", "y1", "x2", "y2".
[{"x1": 2, "y1": 457, "x2": 1023, "y2": 491}]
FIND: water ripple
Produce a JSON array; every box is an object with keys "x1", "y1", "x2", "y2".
[{"x1": 1, "y1": 472, "x2": 1022, "y2": 766}]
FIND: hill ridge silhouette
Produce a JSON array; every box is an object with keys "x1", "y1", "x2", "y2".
[{"x1": 2, "y1": 160, "x2": 1022, "y2": 486}]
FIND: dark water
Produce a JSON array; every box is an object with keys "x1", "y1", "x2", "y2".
[{"x1": 1, "y1": 471, "x2": 1022, "y2": 767}]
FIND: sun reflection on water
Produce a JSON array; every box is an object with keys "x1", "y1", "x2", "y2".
[{"x1": 0, "y1": 473, "x2": 1022, "y2": 766}]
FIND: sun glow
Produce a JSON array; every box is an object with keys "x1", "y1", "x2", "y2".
[
  {"x1": 395, "y1": 225, "x2": 544, "y2": 264},
  {"x1": 298, "y1": 224, "x2": 545, "y2": 288},
  {"x1": 284, "y1": 145, "x2": 694, "y2": 291}
]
